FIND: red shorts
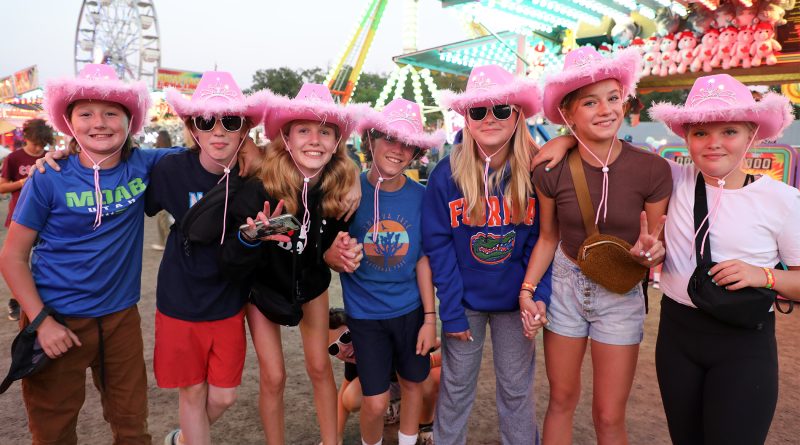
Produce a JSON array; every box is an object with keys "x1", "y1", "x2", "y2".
[{"x1": 154, "y1": 309, "x2": 246, "y2": 389}]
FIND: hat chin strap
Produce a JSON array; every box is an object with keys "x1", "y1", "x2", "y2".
[
  {"x1": 558, "y1": 108, "x2": 616, "y2": 226},
  {"x1": 693, "y1": 125, "x2": 760, "y2": 260},
  {"x1": 64, "y1": 116, "x2": 131, "y2": 230},
  {"x1": 367, "y1": 135, "x2": 409, "y2": 243},
  {"x1": 189, "y1": 129, "x2": 248, "y2": 244},
  {"x1": 281, "y1": 132, "x2": 342, "y2": 238},
  {"x1": 468, "y1": 111, "x2": 521, "y2": 226}
]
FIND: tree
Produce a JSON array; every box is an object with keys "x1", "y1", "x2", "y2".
[
  {"x1": 374, "y1": 228, "x2": 401, "y2": 270},
  {"x1": 247, "y1": 67, "x2": 303, "y2": 96}
]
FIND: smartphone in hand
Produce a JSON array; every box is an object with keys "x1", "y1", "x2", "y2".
[{"x1": 239, "y1": 214, "x2": 301, "y2": 240}]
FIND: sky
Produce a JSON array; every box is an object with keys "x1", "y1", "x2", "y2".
[{"x1": 0, "y1": 0, "x2": 466, "y2": 90}]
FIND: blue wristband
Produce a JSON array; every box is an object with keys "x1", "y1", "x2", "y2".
[{"x1": 237, "y1": 231, "x2": 262, "y2": 248}]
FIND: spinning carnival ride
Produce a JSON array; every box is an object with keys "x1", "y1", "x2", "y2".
[{"x1": 74, "y1": 0, "x2": 162, "y2": 87}]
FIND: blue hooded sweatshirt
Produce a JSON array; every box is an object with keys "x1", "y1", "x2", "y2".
[{"x1": 422, "y1": 156, "x2": 552, "y2": 333}]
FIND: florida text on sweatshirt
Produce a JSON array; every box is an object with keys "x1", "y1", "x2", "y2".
[{"x1": 422, "y1": 156, "x2": 552, "y2": 333}]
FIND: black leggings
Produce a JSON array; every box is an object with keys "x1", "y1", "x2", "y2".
[{"x1": 655, "y1": 297, "x2": 778, "y2": 445}]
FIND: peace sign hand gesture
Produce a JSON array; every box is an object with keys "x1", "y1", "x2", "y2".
[{"x1": 629, "y1": 211, "x2": 667, "y2": 267}]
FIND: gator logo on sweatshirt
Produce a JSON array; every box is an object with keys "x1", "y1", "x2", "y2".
[{"x1": 470, "y1": 231, "x2": 515, "y2": 265}]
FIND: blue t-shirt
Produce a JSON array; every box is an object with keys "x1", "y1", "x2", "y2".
[
  {"x1": 340, "y1": 173, "x2": 424, "y2": 320},
  {"x1": 13, "y1": 148, "x2": 175, "y2": 317},
  {"x1": 145, "y1": 150, "x2": 248, "y2": 321}
]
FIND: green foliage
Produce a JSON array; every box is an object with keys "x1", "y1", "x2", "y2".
[
  {"x1": 245, "y1": 65, "x2": 470, "y2": 127},
  {"x1": 246, "y1": 67, "x2": 326, "y2": 96},
  {"x1": 638, "y1": 89, "x2": 690, "y2": 122}
]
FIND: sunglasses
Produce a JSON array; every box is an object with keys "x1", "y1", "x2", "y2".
[
  {"x1": 467, "y1": 104, "x2": 516, "y2": 121},
  {"x1": 327, "y1": 329, "x2": 352, "y2": 356},
  {"x1": 193, "y1": 115, "x2": 245, "y2": 132}
]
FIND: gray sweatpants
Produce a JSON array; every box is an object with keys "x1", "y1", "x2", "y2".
[{"x1": 434, "y1": 309, "x2": 539, "y2": 445}]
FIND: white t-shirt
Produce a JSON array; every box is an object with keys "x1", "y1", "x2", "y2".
[{"x1": 661, "y1": 162, "x2": 800, "y2": 307}]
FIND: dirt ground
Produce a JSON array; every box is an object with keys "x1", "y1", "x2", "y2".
[{"x1": 1, "y1": 202, "x2": 798, "y2": 444}]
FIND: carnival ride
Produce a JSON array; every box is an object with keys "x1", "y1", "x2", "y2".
[
  {"x1": 74, "y1": 0, "x2": 162, "y2": 87},
  {"x1": 324, "y1": 0, "x2": 445, "y2": 125}
]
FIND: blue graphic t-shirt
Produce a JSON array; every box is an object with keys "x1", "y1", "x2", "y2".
[
  {"x1": 340, "y1": 172, "x2": 424, "y2": 320},
  {"x1": 13, "y1": 148, "x2": 175, "y2": 317}
]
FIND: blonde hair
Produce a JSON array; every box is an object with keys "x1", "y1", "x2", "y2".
[
  {"x1": 451, "y1": 112, "x2": 538, "y2": 225},
  {"x1": 258, "y1": 122, "x2": 358, "y2": 217}
]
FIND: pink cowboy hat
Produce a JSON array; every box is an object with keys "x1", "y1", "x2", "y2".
[
  {"x1": 44, "y1": 63, "x2": 152, "y2": 137},
  {"x1": 542, "y1": 46, "x2": 642, "y2": 125},
  {"x1": 165, "y1": 71, "x2": 268, "y2": 121},
  {"x1": 649, "y1": 74, "x2": 794, "y2": 140},
  {"x1": 264, "y1": 83, "x2": 361, "y2": 140},
  {"x1": 357, "y1": 98, "x2": 445, "y2": 152},
  {"x1": 439, "y1": 64, "x2": 541, "y2": 118}
]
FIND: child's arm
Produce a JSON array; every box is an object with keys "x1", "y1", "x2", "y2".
[
  {"x1": 519, "y1": 188, "x2": 559, "y2": 337},
  {"x1": 0, "y1": 223, "x2": 81, "y2": 358},
  {"x1": 415, "y1": 255, "x2": 437, "y2": 355},
  {"x1": 531, "y1": 135, "x2": 577, "y2": 171}
]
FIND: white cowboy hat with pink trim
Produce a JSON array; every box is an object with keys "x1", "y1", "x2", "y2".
[
  {"x1": 264, "y1": 83, "x2": 362, "y2": 140},
  {"x1": 44, "y1": 63, "x2": 152, "y2": 137},
  {"x1": 357, "y1": 98, "x2": 445, "y2": 152},
  {"x1": 542, "y1": 46, "x2": 642, "y2": 125},
  {"x1": 649, "y1": 74, "x2": 794, "y2": 140},
  {"x1": 439, "y1": 64, "x2": 541, "y2": 118},
  {"x1": 165, "y1": 71, "x2": 268, "y2": 121}
]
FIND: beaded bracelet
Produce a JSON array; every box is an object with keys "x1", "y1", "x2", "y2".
[
  {"x1": 520, "y1": 281, "x2": 537, "y2": 295},
  {"x1": 762, "y1": 267, "x2": 775, "y2": 289}
]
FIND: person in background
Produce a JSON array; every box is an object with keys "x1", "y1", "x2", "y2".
[
  {"x1": 0, "y1": 118, "x2": 54, "y2": 321},
  {"x1": 328, "y1": 308, "x2": 440, "y2": 445},
  {"x1": 151, "y1": 129, "x2": 175, "y2": 251}
]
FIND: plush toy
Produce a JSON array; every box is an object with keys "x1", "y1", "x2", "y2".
[
  {"x1": 642, "y1": 36, "x2": 661, "y2": 76},
  {"x1": 713, "y1": 2, "x2": 737, "y2": 29},
  {"x1": 712, "y1": 26, "x2": 738, "y2": 69},
  {"x1": 630, "y1": 37, "x2": 646, "y2": 55},
  {"x1": 525, "y1": 41, "x2": 547, "y2": 79},
  {"x1": 658, "y1": 33, "x2": 678, "y2": 76},
  {"x1": 597, "y1": 43, "x2": 613, "y2": 57},
  {"x1": 750, "y1": 22, "x2": 782, "y2": 67},
  {"x1": 730, "y1": 26, "x2": 755, "y2": 68},
  {"x1": 691, "y1": 28, "x2": 719, "y2": 72},
  {"x1": 735, "y1": 4, "x2": 759, "y2": 27},
  {"x1": 654, "y1": 7, "x2": 682, "y2": 37},
  {"x1": 758, "y1": 3, "x2": 788, "y2": 27},
  {"x1": 676, "y1": 31, "x2": 697, "y2": 74}
]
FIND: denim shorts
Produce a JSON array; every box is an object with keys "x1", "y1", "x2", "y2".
[{"x1": 545, "y1": 245, "x2": 645, "y2": 345}]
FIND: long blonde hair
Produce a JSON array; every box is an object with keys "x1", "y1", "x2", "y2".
[
  {"x1": 451, "y1": 113, "x2": 538, "y2": 225},
  {"x1": 259, "y1": 122, "x2": 358, "y2": 217}
]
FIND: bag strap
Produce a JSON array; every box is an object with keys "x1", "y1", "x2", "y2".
[
  {"x1": 567, "y1": 149, "x2": 599, "y2": 237},
  {"x1": 693, "y1": 172, "x2": 712, "y2": 266},
  {"x1": 693, "y1": 173, "x2": 755, "y2": 266}
]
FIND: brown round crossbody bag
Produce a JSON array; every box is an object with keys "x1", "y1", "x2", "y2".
[{"x1": 568, "y1": 149, "x2": 647, "y2": 294}]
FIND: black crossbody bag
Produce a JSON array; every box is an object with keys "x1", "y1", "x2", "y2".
[{"x1": 687, "y1": 173, "x2": 777, "y2": 330}]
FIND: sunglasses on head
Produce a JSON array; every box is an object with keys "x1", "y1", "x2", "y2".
[
  {"x1": 193, "y1": 115, "x2": 245, "y2": 132},
  {"x1": 467, "y1": 104, "x2": 516, "y2": 121},
  {"x1": 327, "y1": 329, "x2": 352, "y2": 356}
]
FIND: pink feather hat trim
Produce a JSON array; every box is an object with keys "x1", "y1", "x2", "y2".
[
  {"x1": 357, "y1": 99, "x2": 445, "y2": 152},
  {"x1": 44, "y1": 64, "x2": 152, "y2": 137},
  {"x1": 439, "y1": 64, "x2": 541, "y2": 118},
  {"x1": 264, "y1": 83, "x2": 363, "y2": 140},
  {"x1": 165, "y1": 71, "x2": 267, "y2": 122},
  {"x1": 649, "y1": 74, "x2": 794, "y2": 140},
  {"x1": 542, "y1": 46, "x2": 642, "y2": 125}
]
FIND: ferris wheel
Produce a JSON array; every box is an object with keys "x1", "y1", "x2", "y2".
[{"x1": 74, "y1": 0, "x2": 161, "y2": 87}]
